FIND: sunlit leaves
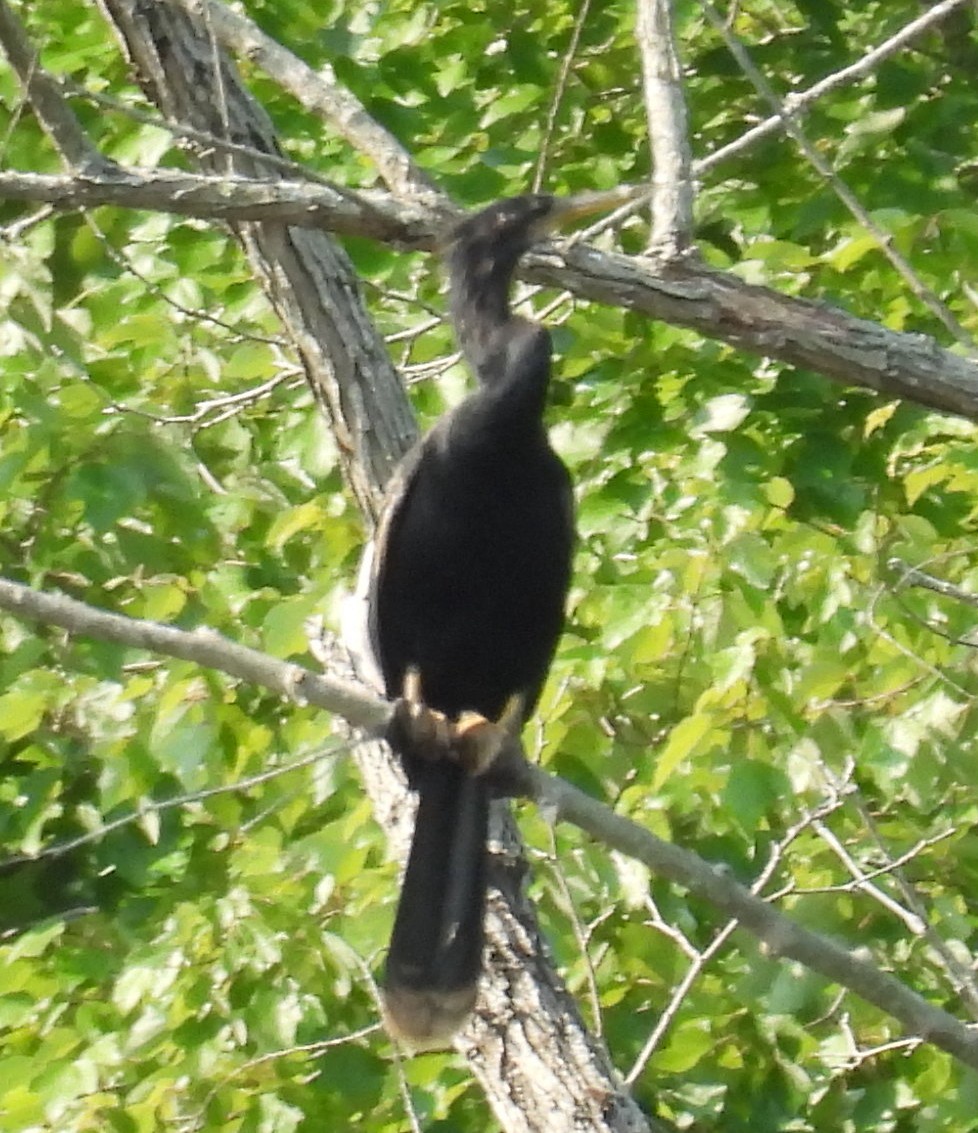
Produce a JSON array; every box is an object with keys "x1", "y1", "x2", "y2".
[{"x1": 4, "y1": 0, "x2": 978, "y2": 1129}]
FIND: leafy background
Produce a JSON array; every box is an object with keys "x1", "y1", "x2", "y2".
[{"x1": 3, "y1": 0, "x2": 978, "y2": 1129}]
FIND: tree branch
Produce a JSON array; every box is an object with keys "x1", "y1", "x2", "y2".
[
  {"x1": 173, "y1": 0, "x2": 443, "y2": 204},
  {"x1": 0, "y1": 576, "x2": 385, "y2": 731},
  {"x1": 0, "y1": 169, "x2": 438, "y2": 247},
  {"x1": 697, "y1": 0, "x2": 972, "y2": 176},
  {"x1": 3, "y1": 572, "x2": 978, "y2": 1074},
  {"x1": 96, "y1": 0, "x2": 419, "y2": 519},
  {"x1": 889, "y1": 557, "x2": 978, "y2": 611},
  {"x1": 4, "y1": 164, "x2": 978, "y2": 421},
  {"x1": 634, "y1": 0, "x2": 694, "y2": 256},
  {"x1": 528, "y1": 242, "x2": 978, "y2": 420},
  {"x1": 526, "y1": 766, "x2": 978, "y2": 1074}
]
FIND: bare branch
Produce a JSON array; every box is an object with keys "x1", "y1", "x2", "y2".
[
  {"x1": 0, "y1": 575, "x2": 386, "y2": 732},
  {"x1": 851, "y1": 793, "x2": 978, "y2": 1021},
  {"x1": 529, "y1": 241, "x2": 978, "y2": 420},
  {"x1": 3, "y1": 572, "x2": 978, "y2": 1074},
  {"x1": 0, "y1": 0, "x2": 113, "y2": 172},
  {"x1": 698, "y1": 0, "x2": 972, "y2": 176},
  {"x1": 174, "y1": 0, "x2": 443, "y2": 204},
  {"x1": 0, "y1": 168, "x2": 437, "y2": 247},
  {"x1": 635, "y1": 0, "x2": 694, "y2": 256}
]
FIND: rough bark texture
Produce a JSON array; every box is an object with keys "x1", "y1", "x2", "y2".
[
  {"x1": 528, "y1": 244, "x2": 978, "y2": 421},
  {"x1": 94, "y1": 2, "x2": 658, "y2": 1129}
]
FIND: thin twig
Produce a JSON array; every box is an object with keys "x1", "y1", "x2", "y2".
[
  {"x1": 700, "y1": 0, "x2": 974, "y2": 351},
  {"x1": 697, "y1": 0, "x2": 972, "y2": 176},
  {"x1": 0, "y1": 738, "x2": 352, "y2": 870},
  {"x1": 61, "y1": 75, "x2": 340, "y2": 187},
  {"x1": 852, "y1": 793, "x2": 978, "y2": 1021},
  {"x1": 533, "y1": 0, "x2": 593, "y2": 192}
]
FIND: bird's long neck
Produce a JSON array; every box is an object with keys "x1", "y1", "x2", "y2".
[
  {"x1": 448, "y1": 248, "x2": 518, "y2": 374},
  {"x1": 448, "y1": 252, "x2": 552, "y2": 427}
]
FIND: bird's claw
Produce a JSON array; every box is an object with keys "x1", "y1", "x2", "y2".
[
  {"x1": 454, "y1": 693, "x2": 524, "y2": 777},
  {"x1": 389, "y1": 674, "x2": 525, "y2": 788},
  {"x1": 389, "y1": 668, "x2": 454, "y2": 762}
]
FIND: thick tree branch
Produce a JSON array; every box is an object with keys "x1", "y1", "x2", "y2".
[
  {"x1": 4, "y1": 163, "x2": 978, "y2": 421},
  {"x1": 3, "y1": 572, "x2": 978, "y2": 1074},
  {"x1": 528, "y1": 243, "x2": 978, "y2": 419},
  {"x1": 0, "y1": 169, "x2": 437, "y2": 247}
]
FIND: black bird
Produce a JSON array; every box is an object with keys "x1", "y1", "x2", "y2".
[{"x1": 349, "y1": 187, "x2": 639, "y2": 1046}]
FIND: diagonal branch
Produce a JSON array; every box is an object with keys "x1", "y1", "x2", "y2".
[
  {"x1": 3, "y1": 572, "x2": 978, "y2": 1074},
  {"x1": 697, "y1": 0, "x2": 972, "y2": 176},
  {"x1": 528, "y1": 241, "x2": 978, "y2": 419},
  {"x1": 174, "y1": 0, "x2": 443, "y2": 203},
  {"x1": 700, "y1": 0, "x2": 973, "y2": 350},
  {"x1": 0, "y1": 576, "x2": 385, "y2": 730},
  {"x1": 0, "y1": 0, "x2": 114, "y2": 172}
]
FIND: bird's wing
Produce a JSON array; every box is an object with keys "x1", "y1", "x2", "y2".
[{"x1": 340, "y1": 438, "x2": 427, "y2": 697}]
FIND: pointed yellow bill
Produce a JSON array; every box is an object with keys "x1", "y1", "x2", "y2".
[{"x1": 542, "y1": 183, "x2": 648, "y2": 231}]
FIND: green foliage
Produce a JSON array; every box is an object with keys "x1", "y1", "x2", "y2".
[{"x1": 4, "y1": 1, "x2": 978, "y2": 1130}]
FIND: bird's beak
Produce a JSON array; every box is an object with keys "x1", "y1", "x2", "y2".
[{"x1": 543, "y1": 183, "x2": 648, "y2": 231}]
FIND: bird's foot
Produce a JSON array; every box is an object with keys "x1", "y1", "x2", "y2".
[
  {"x1": 388, "y1": 668, "x2": 454, "y2": 763},
  {"x1": 389, "y1": 675, "x2": 529, "y2": 794},
  {"x1": 453, "y1": 694, "x2": 525, "y2": 790}
]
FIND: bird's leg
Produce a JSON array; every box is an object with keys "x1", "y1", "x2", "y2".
[
  {"x1": 453, "y1": 693, "x2": 525, "y2": 785},
  {"x1": 388, "y1": 667, "x2": 454, "y2": 763}
]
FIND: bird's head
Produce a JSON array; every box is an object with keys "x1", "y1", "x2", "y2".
[
  {"x1": 446, "y1": 184, "x2": 645, "y2": 267},
  {"x1": 445, "y1": 184, "x2": 647, "y2": 384}
]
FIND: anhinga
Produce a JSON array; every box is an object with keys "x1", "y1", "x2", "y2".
[{"x1": 350, "y1": 187, "x2": 639, "y2": 1046}]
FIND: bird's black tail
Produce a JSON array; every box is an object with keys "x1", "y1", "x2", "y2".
[{"x1": 383, "y1": 758, "x2": 489, "y2": 1048}]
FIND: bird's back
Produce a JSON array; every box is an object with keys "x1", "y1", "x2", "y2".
[{"x1": 371, "y1": 390, "x2": 573, "y2": 725}]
